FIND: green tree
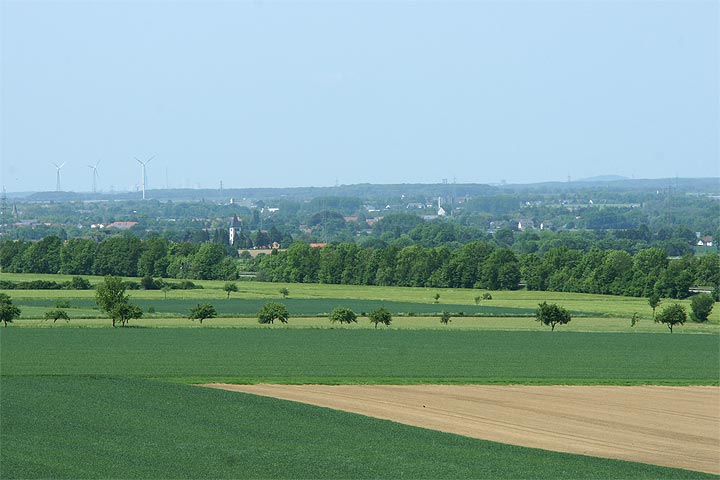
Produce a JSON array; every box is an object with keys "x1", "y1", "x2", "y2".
[
  {"x1": 647, "y1": 293, "x2": 661, "y2": 319},
  {"x1": 655, "y1": 303, "x2": 687, "y2": 333},
  {"x1": 161, "y1": 285, "x2": 172, "y2": 300},
  {"x1": 44, "y1": 309, "x2": 70, "y2": 323},
  {"x1": 369, "y1": 307, "x2": 392, "y2": 329},
  {"x1": 110, "y1": 302, "x2": 144, "y2": 327},
  {"x1": 95, "y1": 275, "x2": 142, "y2": 327},
  {"x1": 68, "y1": 276, "x2": 91, "y2": 290},
  {"x1": 690, "y1": 293, "x2": 714, "y2": 323},
  {"x1": 440, "y1": 311, "x2": 451, "y2": 325},
  {"x1": 535, "y1": 302, "x2": 571, "y2": 331},
  {"x1": 329, "y1": 307, "x2": 357, "y2": 324},
  {"x1": 224, "y1": 282, "x2": 238, "y2": 299},
  {"x1": 433, "y1": 293, "x2": 440, "y2": 304},
  {"x1": 0, "y1": 293, "x2": 21, "y2": 327},
  {"x1": 258, "y1": 302, "x2": 289, "y2": 324},
  {"x1": 279, "y1": 287, "x2": 289, "y2": 299},
  {"x1": 188, "y1": 303, "x2": 217, "y2": 324}
]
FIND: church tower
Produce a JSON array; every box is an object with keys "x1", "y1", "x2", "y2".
[{"x1": 229, "y1": 215, "x2": 242, "y2": 245}]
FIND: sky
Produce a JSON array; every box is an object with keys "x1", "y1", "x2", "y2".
[{"x1": 1, "y1": 0, "x2": 718, "y2": 193}]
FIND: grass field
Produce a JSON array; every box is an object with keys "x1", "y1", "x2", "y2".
[
  {"x1": 2, "y1": 272, "x2": 719, "y2": 478},
  {"x1": 3, "y1": 329, "x2": 717, "y2": 385},
  {"x1": 2, "y1": 328, "x2": 719, "y2": 479},
  {"x1": 3, "y1": 376, "x2": 713, "y2": 479},
  {"x1": 3, "y1": 272, "x2": 719, "y2": 322}
]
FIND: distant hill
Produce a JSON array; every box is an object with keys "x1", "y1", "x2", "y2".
[
  {"x1": 575, "y1": 175, "x2": 629, "y2": 182},
  {"x1": 13, "y1": 177, "x2": 720, "y2": 202}
]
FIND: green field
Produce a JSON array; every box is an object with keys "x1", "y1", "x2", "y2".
[
  {"x1": 4, "y1": 272, "x2": 719, "y2": 323},
  {"x1": 2, "y1": 329, "x2": 718, "y2": 385},
  {"x1": 2, "y1": 273, "x2": 719, "y2": 478},
  {"x1": 4, "y1": 376, "x2": 712, "y2": 480},
  {"x1": 2, "y1": 328, "x2": 718, "y2": 479}
]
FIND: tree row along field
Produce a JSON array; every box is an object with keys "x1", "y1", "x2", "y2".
[
  {"x1": 2, "y1": 329, "x2": 717, "y2": 385},
  {"x1": 2, "y1": 273, "x2": 719, "y2": 322}
]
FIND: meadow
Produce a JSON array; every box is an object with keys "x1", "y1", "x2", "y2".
[
  {"x1": 2, "y1": 273, "x2": 719, "y2": 478},
  {"x1": 2, "y1": 272, "x2": 719, "y2": 331}
]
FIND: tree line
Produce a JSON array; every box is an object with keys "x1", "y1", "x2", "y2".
[
  {"x1": 256, "y1": 242, "x2": 718, "y2": 299},
  {"x1": 1, "y1": 236, "x2": 717, "y2": 300}
]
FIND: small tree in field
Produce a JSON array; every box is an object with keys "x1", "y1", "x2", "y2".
[
  {"x1": 690, "y1": 293, "x2": 714, "y2": 323},
  {"x1": 189, "y1": 303, "x2": 217, "y2": 324},
  {"x1": 369, "y1": 307, "x2": 392, "y2": 329},
  {"x1": 655, "y1": 303, "x2": 686, "y2": 333},
  {"x1": 535, "y1": 302, "x2": 571, "y2": 331},
  {"x1": 110, "y1": 302, "x2": 143, "y2": 327},
  {"x1": 329, "y1": 307, "x2": 357, "y2": 324},
  {"x1": 647, "y1": 293, "x2": 661, "y2": 319},
  {"x1": 0, "y1": 293, "x2": 21, "y2": 327},
  {"x1": 258, "y1": 302, "x2": 289, "y2": 324},
  {"x1": 224, "y1": 282, "x2": 238, "y2": 299},
  {"x1": 279, "y1": 287, "x2": 289, "y2": 299},
  {"x1": 44, "y1": 309, "x2": 70, "y2": 323},
  {"x1": 95, "y1": 276, "x2": 144, "y2": 327},
  {"x1": 161, "y1": 285, "x2": 172, "y2": 300},
  {"x1": 433, "y1": 293, "x2": 440, "y2": 304},
  {"x1": 440, "y1": 311, "x2": 451, "y2": 325}
]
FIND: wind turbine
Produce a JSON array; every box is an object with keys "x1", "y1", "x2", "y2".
[
  {"x1": 135, "y1": 156, "x2": 155, "y2": 200},
  {"x1": 52, "y1": 162, "x2": 66, "y2": 192},
  {"x1": 87, "y1": 160, "x2": 101, "y2": 193}
]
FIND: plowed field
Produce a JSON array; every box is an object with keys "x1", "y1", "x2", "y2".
[{"x1": 202, "y1": 384, "x2": 720, "y2": 475}]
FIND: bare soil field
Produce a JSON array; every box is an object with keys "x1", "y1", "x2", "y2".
[{"x1": 202, "y1": 384, "x2": 720, "y2": 475}]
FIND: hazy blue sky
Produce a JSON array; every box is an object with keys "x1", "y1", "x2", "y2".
[{"x1": 1, "y1": 1, "x2": 718, "y2": 193}]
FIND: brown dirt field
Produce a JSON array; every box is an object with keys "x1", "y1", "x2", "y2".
[{"x1": 201, "y1": 384, "x2": 720, "y2": 475}]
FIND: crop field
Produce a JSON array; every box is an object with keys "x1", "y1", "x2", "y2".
[
  {"x1": 2, "y1": 328, "x2": 719, "y2": 479},
  {"x1": 4, "y1": 272, "x2": 719, "y2": 322},
  {"x1": 2, "y1": 329, "x2": 718, "y2": 384},
  {"x1": 4, "y1": 376, "x2": 714, "y2": 480},
  {"x1": 2, "y1": 272, "x2": 719, "y2": 478}
]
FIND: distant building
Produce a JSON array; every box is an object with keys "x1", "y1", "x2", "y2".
[
  {"x1": 229, "y1": 215, "x2": 242, "y2": 245},
  {"x1": 106, "y1": 221, "x2": 138, "y2": 230},
  {"x1": 438, "y1": 196, "x2": 447, "y2": 216},
  {"x1": 697, "y1": 236, "x2": 714, "y2": 247},
  {"x1": 517, "y1": 218, "x2": 535, "y2": 231}
]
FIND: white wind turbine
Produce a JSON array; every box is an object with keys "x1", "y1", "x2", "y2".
[
  {"x1": 87, "y1": 159, "x2": 101, "y2": 193},
  {"x1": 52, "y1": 162, "x2": 66, "y2": 192},
  {"x1": 135, "y1": 156, "x2": 155, "y2": 200}
]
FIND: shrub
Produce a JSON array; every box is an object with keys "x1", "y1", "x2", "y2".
[
  {"x1": 690, "y1": 293, "x2": 714, "y2": 323},
  {"x1": 67, "y1": 276, "x2": 92, "y2": 290}
]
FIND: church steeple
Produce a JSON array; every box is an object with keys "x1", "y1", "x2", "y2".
[{"x1": 229, "y1": 215, "x2": 242, "y2": 245}]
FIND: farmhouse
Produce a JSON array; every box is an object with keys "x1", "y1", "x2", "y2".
[{"x1": 696, "y1": 236, "x2": 714, "y2": 247}]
